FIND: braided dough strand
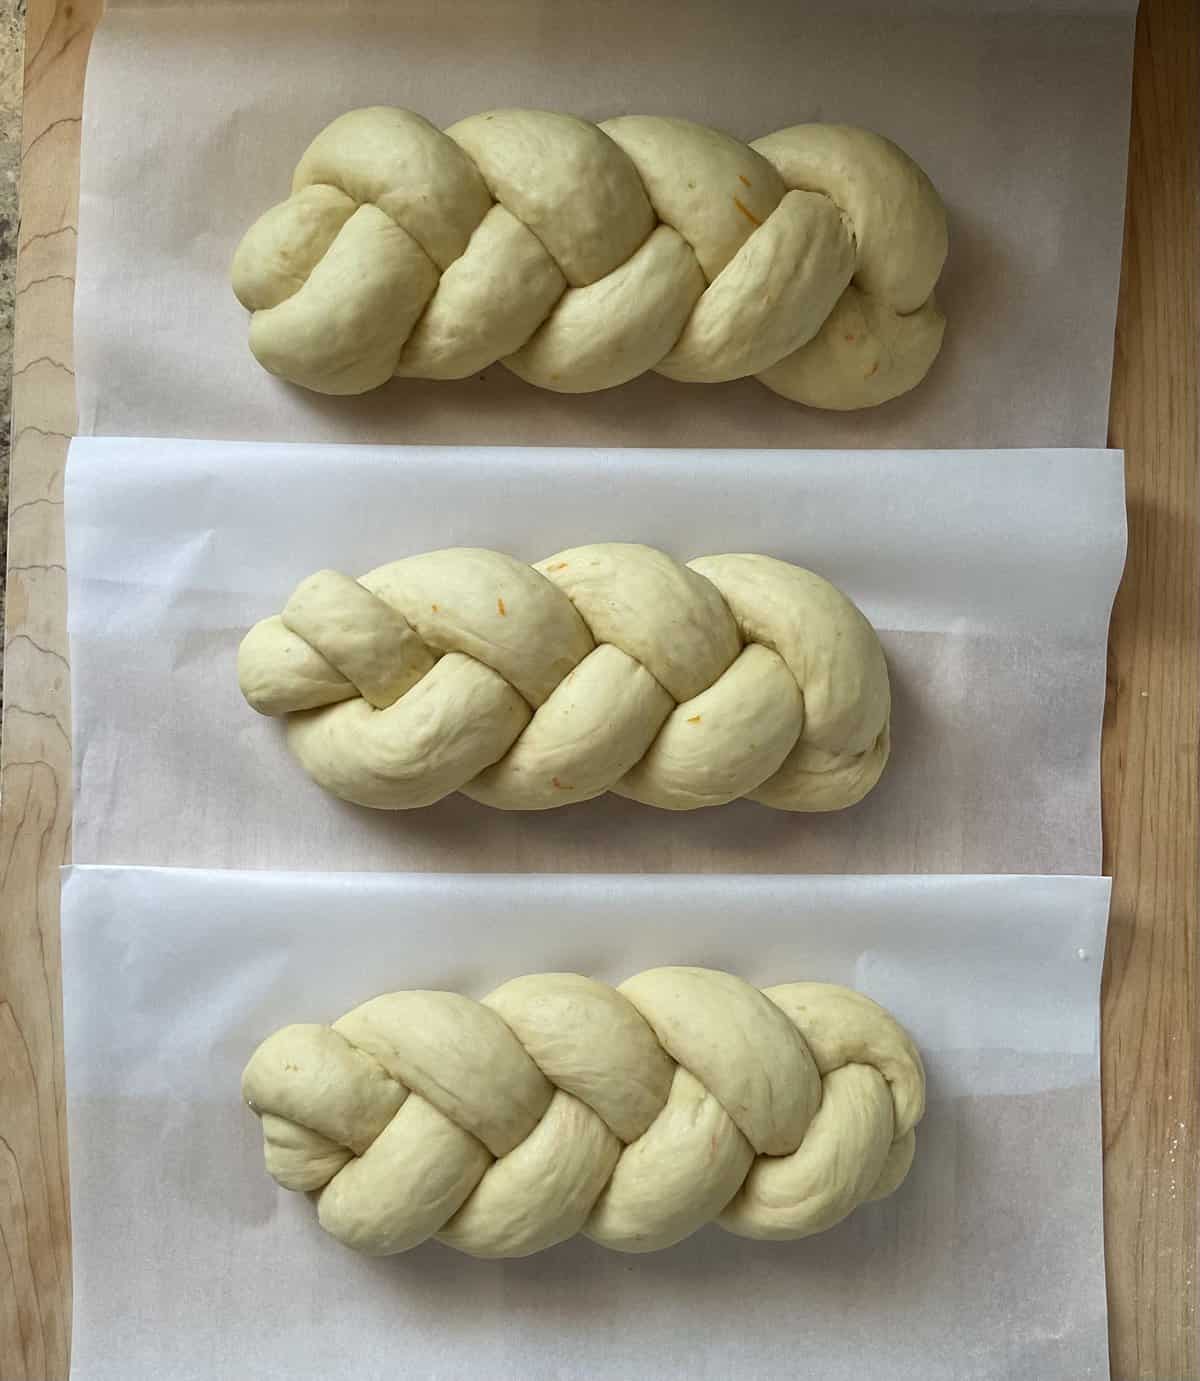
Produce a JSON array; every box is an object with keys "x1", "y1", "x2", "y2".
[
  {"x1": 237, "y1": 543, "x2": 891, "y2": 813},
  {"x1": 232, "y1": 108, "x2": 947, "y2": 408},
  {"x1": 244, "y1": 968, "x2": 925, "y2": 1258}
]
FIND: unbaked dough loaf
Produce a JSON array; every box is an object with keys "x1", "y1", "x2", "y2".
[
  {"x1": 232, "y1": 108, "x2": 947, "y2": 408},
  {"x1": 243, "y1": 966, "x2": 925, "y2": 1257},
  {"x1": 237, "y1": 543, "x2": 890, "y2": 812}
]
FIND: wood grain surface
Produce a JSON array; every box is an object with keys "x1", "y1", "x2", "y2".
[
  {"x1": 0, "y1": 1, "x2": 1196, "y2": 1377},
  {"x1": 1102, "y1": 0, "x2": 1199, "y2": 1376},
  {"x1": 2, "y1": 2, "x2": 99, "y2": 1377}
]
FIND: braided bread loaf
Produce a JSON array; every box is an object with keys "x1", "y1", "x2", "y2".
[
  {"x1": 231, "y1": 108, "x2": 947, "y2": 408},
  {"x1": 237, "y1": 543, "x2": 890, "y2": 812},
  {"x1": 243, "y1": 966, "x2": 924, "y2": 1257}
]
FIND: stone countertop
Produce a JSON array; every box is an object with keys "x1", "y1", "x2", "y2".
[{"x1": 0, "y1": 0, "x2": 24, "y2": 697}]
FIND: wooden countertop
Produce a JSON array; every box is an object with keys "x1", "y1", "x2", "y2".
[{"x1": 2, "y1": 1, "x2": 1196, "y2": 1375}]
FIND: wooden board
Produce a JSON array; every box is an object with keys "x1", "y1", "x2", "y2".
[
  {"x1": 1101, "y1": 1, "x2": 1199, "y2": 1372},
  {"x1": 2, "y1": 3, "x2": 99, "y2": 1376},
  {"x1": 1, "y1": 0, "x2": 1196, "y2": 1375}
]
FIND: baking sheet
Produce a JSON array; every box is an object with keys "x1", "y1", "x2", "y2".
[
  {"x1": 61, "y1": 866, "x2": 1112, "y2": 1381},
  {"x1": 65, "y1": 439, "x2": 1126, "y2": 875},
  {"x1": 75, "y1": 0, "x2": 1136, "y2": 450}
]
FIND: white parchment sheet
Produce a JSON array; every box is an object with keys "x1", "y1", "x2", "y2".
[
  {"x1": 61, "y1": 867, "x2": 1112, "y2": 1381},
  {"x1": 65, "y1": 440, "x2": 1126, "y2": 875},
  {"x1": 75, "y1": 0, "x2": 1135, "y2": 450}
]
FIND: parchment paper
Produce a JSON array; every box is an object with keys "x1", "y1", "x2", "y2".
[
  {"x1": 61, "y1": 866, "x2": 1112, "y2": 1381},
  {"x1": 75, "y1": 0, "x2": 1136, "y2": 450},
  {"x1": 65, "y1": 439, "x2": 1126, "y2": 875}
]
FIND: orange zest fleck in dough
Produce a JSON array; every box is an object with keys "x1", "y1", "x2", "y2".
[
  {"x1": 687, "y1": 714, "x2": 702, "y2": 724},
  {"x1": 547, "y1": 561, "x2": 569, "y2": 572},
  {"x1": 732, "y1": 196, "x2": 762, "y2": 227},
  {"x1": 497, "y1": 597, "x2": 507, "y2": 616},
  {"x1": 738, "y1": 173, "x2": 752, "y2": 188},
  {"x1": 866, "y1": 361, "x2": 880, "y2": 377},
  {"x1": 551, "y1": 776, "x2": 574, "y2": 791},
  {"x1": 844, "y1": 334, "x2": 857, "y2": 343},
  {"x1": 431, "y1": 603, "x2": 439, "y2": 612}
]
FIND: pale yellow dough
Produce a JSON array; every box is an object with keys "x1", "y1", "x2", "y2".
[
  {"x1": 237, "y1": 543, "x2": 891, "y2": 813},
  {"x1": 243, "y1": 967, "x2": 925, "y2": 1258},
  {"x1": 232, "y1": 107, "x2": 947, "y2": 408}
]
